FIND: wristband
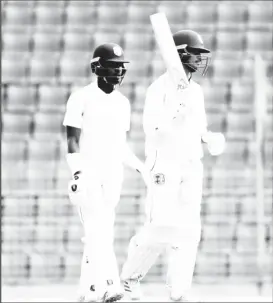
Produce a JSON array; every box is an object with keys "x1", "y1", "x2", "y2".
[{"x1": 66, "y1": 153, "x2": 82, "y2": 176}]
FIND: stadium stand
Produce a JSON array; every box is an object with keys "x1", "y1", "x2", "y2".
[{"x1": 1, "y1": 0, "x2": 272, "y2": 286}]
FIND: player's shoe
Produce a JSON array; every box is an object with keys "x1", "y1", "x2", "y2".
[
  {"x1": 103, "y1": 283, "x2": 124, "y2": 302},
  {"x1": 76, "y1": 285, "x2": 107, "y2": 302},
  {"x1": 170, "y1": 295, "x2": 202, "y2": 302},
  {"x1": 123, "y1": 279, "x2": 142, "y2": 301}
]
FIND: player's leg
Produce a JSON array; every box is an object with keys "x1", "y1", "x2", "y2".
[
  {"x1": 100, "y1": 172, "x2": 125, "y2": 301},
  {"x1": 166, "y1": 161, "x2": 203, "y2": 301},
  {"x1": 72, "y1": 177, "x2": 113, "y2": 301},
  {"x1": 166, "y1": 234, "x2": 201, "y2": 301},
  {"x1": 121, "y1": 224, "x2": 166, "y2": 300}
]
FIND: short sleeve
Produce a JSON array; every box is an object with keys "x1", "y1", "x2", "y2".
[{"x1": 63, "y1": 91, "x2": 84, "y2": 129}]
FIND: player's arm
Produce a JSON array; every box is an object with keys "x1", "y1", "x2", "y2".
[
  {"x1": 122, "y1": 98, "x2": 151, "y2": 186},
  {"x1": 198, "y1": 88, "x2": 225, "y2": 155},
  {"x1": 66, "y1": 126, "x2": 82, "y2": 179},
  {"x1": 63, "y1": 91, "x2": 84, "y2": 178}
]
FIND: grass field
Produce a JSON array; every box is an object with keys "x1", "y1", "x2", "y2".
[{"x1": 2, "y1": 282, "x2": 272, "y2": 302}]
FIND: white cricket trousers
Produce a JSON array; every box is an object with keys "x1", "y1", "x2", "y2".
[
  {"x1": 121, "y1": 159, "x2": 203, "y2": 297},
  {"x1": 71, "y1": 165, "x2": 124, "y2": 295}
]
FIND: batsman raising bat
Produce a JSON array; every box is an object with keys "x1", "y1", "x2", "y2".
[{"x1": 120, "y1": 21, "x2": 226, "y2": 302}]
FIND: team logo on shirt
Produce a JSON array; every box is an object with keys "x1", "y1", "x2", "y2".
[
  {"x1": 113, "y1": 45, "x2": 123, "y2": 56},
  {"x1": 153, "y1": 173, "x2": 165, "y2": 185},
  {"x1": 177, "y1": 78, "x2": 188, "y2": 91}
]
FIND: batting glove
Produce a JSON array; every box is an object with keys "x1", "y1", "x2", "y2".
[{"x1": 202, "y1": 132, "x2": 226, "y2": 156}]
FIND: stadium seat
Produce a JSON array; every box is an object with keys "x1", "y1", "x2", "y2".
[
  {"x1": 35, "y1": 0, "x2": 66, "y2": 8},
  {"x1": 33, "y1": 111, "x2": 64, "y2": 139},
  {"x1": 126, "y1": 4, "x2": 157, "y2": 29},
  {"x1": 156, "y1": 3, "x2": 185, "y2": 27},
  {"x1": 2, "y1": 112, "x2": 32, "y2": 140},
  {"x1": 97, "y1": 4, "x2": 127, "y2": 30},
  {"x1": 134, "y1": 82, "x2": 149, "y2": 112},
  {"x1": 2, "y1": 252, "x2": 30, "y2": 283},
  {"x1": 26, "y1": 160, "x2": 56, "y2": 192},
  {"x1": 116, "y1": 196, "x2": 140, "y2": 216},
  {"x1": 2, "y1": 161, "x2": 27, "y2": 194},
  {"x1": 2, "y1": 30, "x2": 31, "y2": 54},
  {"x1": 229, "y1": 252, "x2": 257, "y2": 277},
  {"x1": 265, "y1": 113, "x2": 273, "y2": 140},
  {"x1": 5, "y1": 85, "x2": 37, "y2": 113},
  {"x1": 2, "y1": 140, "x2": 27, "y2": 162},
  {"x1": 264, "y1": 140, "x2": 273, "y2": 168},
  {"x1": 202, "y1": 81, "x2": 228, "y2": 113},
  {"x1": 247, "y1": 2, "x2": 273, "y2": 29},
  {"x1": 240, "y1": 57, "x2": 256, "y2": 80},
  {"x1": 38, "y1": 84, "x2": 69, "y2": 112},
  {"x1": 186, "y1": 3, "x2": 217, "y2": 30},
  {"x1": 34, "y1": 224, "x2": 66, "y2": 254},
  {"x1": 2, "y1": 196, "x2": 36, "y2": 218},
  {"x1": 59, "y1": 53, "x2": 90, "y2": 84},
  {"x1": 226, "y1": 111, "x2": 255, "y2": 139},
  {"x1": 62, "y1": 31, "x2": 94, "y2": 53},
  {"x1": 93, "y1": 31, "x2": 122, "y2": 49},
  {"x1": 206, "y1": 112, "x2": 226, "y2": 133},
  {"x1": 3, "y1": 5, "x2": 34, "y2": 29},
  {"x1": 2, "y1": 54, "x2": 29, "y2": 84},
  {"x1": 200, "y1": 223, "x2": 235, "y2": 253},
  {"x1": 124, "y1": 59, "x2": 150, "y2": 83},
  {"x1": 245, "y1": 30, "x2": 273, "y2": 54},
  {"x1": 29, "y1": 54, "x2": 59, "y2": 84},
  {"x1": 32, "y1": 31, "x2": 63, "y2": 53},
  {"x1": 64, "y1": 253, "x2": 82, "y2": 282},
  {"x1": 117, "y1": 82, "x2": 134, "y2": 102},
  {"x1": 66, "y1": 224, "x2": 83, "y2": 253},
  {"x1": 129, "y1": 111, "x2": 145, "y2": 141},
  {"x1": 150, "y1": 58, "x2": 166, "y2": 81},
  {"x1": 217, "y1": 3, "x2": 247, "y2": 30},
  {"x1": 55, "y1": 159, "x2": 71, "y2": 193},
  {"x1": 29, "y1": 253, "x2": 64, "y2": 281},
  {"x1": 65, "y1": 4, "x2": 97, "y2": 30},
  {"x1": 203, "y1": 196, "x2": 238, "y2": 224},
  {"x1": 267, "y1": 224, "x2": 272, "y2": 252},
  {"x1": 212, "y1": 167, "x2": 255, "y2": 196},
  {"x1": 215, "y1": 32, "x2": 245, "y2": 54},
  {"x1": 27, "y1": 139, "x2": 59, "y2": 161},
  {"x1": 123, "y1": 30, "x2": 154, "y2": 52},
  {"x1": 66, "y1": 0, "x2": 96, "y2": 6},
  {"x1": 229, "y1": 82, "x2": 254, "y2": 112},
  {"x1": 34, "y1": 6, "x2": 64, "y2": 29},
  {"x1": 2, "y1": 224, "x2": 35, "y2": 253},
  {"x1": 199, "y1": 32, "x2": 215, "y2": 52},
  {"x1": 195, "y1": 252, "x2": 228, "y2": 278},
  {"x1": 237, "y1": 197, "x2": 263, "y2": 224},
  {"x1": 214, "y1": 139, "x2": 248, "y2": 167},
  {"x1": 212, "y1": 58, "x2": 241, "y2": 81},
  {"x1": 37, "y1": 196, "x2": 71, "y2": 219}
]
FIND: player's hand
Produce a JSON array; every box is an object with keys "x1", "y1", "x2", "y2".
[
  {"x1": 203, "y1": 132, "x2": 226, "y2": 156},
  {"x1": 73, "y1": 171, "x2": 82, "y2": 180},
  {"x1": 68, "y1": 171, "x2": 86, "y2": 206}
]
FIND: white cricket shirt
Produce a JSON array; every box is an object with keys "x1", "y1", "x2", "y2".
[
  {"x1": 63, "y1": 82, "x2": 131, "y2": 172},
  {"x1": 143, "y1": 72, "x2": 207, "y2": 166}
]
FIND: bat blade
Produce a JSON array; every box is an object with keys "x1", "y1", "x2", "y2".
[{"x1": 150, "y1": 12, "x2": 189, "y2": 91}]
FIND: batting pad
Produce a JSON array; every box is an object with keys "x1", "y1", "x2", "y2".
[{"x1": 121, "y1": 241, "x2": 164, "y2": 281}]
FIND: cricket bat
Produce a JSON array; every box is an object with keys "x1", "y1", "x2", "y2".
[{"x1": 150, "y1": 12, "x2": 189, "y2": 91}]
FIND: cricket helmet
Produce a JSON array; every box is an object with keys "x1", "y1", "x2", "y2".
[
  {"x1": 173, "y1": 30, "x2": 211, "y2": 76},
  {"x1": 90, "y1": 43, "x2": 129, "y2": 85}
]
